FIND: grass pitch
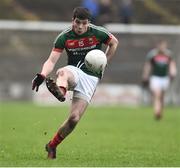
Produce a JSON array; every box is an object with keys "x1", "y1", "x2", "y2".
[{"x1": 0, "y1": 102, "x2": 180, "y2": 167}]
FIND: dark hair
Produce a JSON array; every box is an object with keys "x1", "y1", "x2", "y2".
[{"x1": 73, "y1": 7, "x2": 91, "y2": 20}]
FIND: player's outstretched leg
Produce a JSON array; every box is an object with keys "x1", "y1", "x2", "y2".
[
  {"x1": 45, "y1": 133, "x2": 65, "y2": 159},
  {"x1": 46, "y1": 77, "x2": 66, "y2": 102}
]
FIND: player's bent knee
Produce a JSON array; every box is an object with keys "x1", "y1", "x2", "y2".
[
  {"x1": 56, "y1": 68, "x2": 74, "y2": 79},
  {"x1": 56, "y1": 68, "x2": 67, "y2": 77}
]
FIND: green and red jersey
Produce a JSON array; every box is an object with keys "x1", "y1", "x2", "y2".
[
  {"x1": 146, "y1": 48, "x2": 172, "y2": 77},
  {"x1": 53, "y1": 24, "x2": 112, "y2": 78}
]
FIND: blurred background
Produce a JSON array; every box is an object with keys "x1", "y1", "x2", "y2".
[{"x1": 0, "y1": 0, "x2": 180, "y2": 105}]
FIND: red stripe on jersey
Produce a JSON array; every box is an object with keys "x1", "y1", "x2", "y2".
[
  {"x1": 154, "y1": 54, "x2": 170, "y2": 63},
  {"x1": 65, "y1": 36, "x2": 100, "y2": 49},
  {"x1": 52, "y1": 48, "x2": 63, "y2": 52}
]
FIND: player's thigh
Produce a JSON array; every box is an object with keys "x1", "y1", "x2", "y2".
[
  {"x1": 162, "y1": 77, "x2": 170, "y2": 90},
  {"x1": 150, "y1": 76, "x2": 163, "y2": 91},
  {"x1": 73, "y1": 72, "x2": 99, "y2": 103},
  {"x1": 150, "y1": 76, "x2": 163, "y2": 98}
]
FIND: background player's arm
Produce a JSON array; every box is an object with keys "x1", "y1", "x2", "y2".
[
  {"x1": 142, "y1": 61, "x2": 151, "y2": 80},
  {"x1": 142, "y1": 61, "x2": 152, "y2": 87},
  {"x1": 105, "y1": 34, "x2": 119, "y2": 62},
  {"x1": 41, "y1": 50, "x2": 62, "y2": 77},
  {"x1": 169, "y1": 59, "x2": 177, "y2": 80}
]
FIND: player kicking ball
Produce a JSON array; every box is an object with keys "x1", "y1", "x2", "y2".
[{"x1": 32, "y1": 7, "x2": 118, "y2": 159}]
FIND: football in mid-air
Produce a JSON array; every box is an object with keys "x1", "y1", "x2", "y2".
[{"x1": 85, "y1": 49, "x2": 107, "y2": 73}]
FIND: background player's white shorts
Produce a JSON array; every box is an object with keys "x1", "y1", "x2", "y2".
[
  {"x1": 64, "y1": 65, "x2": 99, "y2": 103},
  {"x1": 150, "y1": 76, "x2": 170, "y2": 91}
]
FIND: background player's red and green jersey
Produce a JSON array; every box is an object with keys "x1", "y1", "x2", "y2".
[
  {"x1": 146, "y1": 48, "x2": 173, "y2": 77},
  {"x1": 53, "y1": 24, "x2": 112, "y2": 78}
]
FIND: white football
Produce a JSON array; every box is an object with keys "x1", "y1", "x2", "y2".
[{"x1": 85, "y1": 49, "x2": 107, "y2": 73}]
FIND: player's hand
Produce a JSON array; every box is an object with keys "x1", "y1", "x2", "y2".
[
  {"x1": 142, "y1": 79, "x2": 149, "y2": 88},
  {"x1": 169, "y1": 75, "x2": 175, "y2": 82},
  {"x1": 32, "y1": 73, "x2": 45, "y2": 92},
  {"x1": 98, "y1": 64, "x2": 107, "y2": 79}
]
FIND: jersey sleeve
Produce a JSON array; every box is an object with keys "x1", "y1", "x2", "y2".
[
  {"x1": 52, "y1": 32, "x2": 66, "y2": 52},
  {"x1": 146, "y1": 49, "x2": 156, "y2": 61},
  {"x1": 96, "y1": 26, "x2": 112, "y2": 45},
  {"x1": 165, "y1": 49, "x2": 173, "y2": 60}
]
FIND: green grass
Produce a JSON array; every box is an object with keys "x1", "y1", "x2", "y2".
[{"x1": 0, "y1": 102, "x2": 180, "y2": 167}]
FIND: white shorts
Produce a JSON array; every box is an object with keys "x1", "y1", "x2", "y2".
[
  {"x1": 64, "y1": 65, "x2": 99, "y2": 103},
  {"x1": 150, "y1": 76, "x2": 170, "y2": 91}
]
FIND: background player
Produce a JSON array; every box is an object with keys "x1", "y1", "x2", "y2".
[{"x1": 142, "y1": 40, "x2": 177, "y2": 120}]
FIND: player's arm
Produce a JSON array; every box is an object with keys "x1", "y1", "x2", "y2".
[
  {"x1": 142, "y1": 61, "x2": 151, "y2": 87},
  {"x1": 105, "y1": 34, "x2": 119, "y2": 62},
  {"x1": 32, "y1": 50, "x2": 62, "y2": 92},
  {"x1": 169, "y1": 59, "x2": 177, "y2": 81},
  {"x1": 32, "y1": 30, "x2": 65, "y2": 91},
  {"x1": 40, "y1": 50, "x2": 62, "y2": 77}
]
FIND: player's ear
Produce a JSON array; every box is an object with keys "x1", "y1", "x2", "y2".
[{"x1": 72, "y1": 18, "x2": 75, "y2": 24}]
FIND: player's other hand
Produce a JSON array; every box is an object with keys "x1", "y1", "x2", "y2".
[
  {"x1": 169, "y1": 74, "x2": 176, "y2": 82},
  {"x1": 32, "y1": 73, "x2": 45, "y2": 92}
]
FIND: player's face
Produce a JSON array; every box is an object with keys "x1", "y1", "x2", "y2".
[
  {"x1": 72, "y1": 18, "x2": 89, "y2": 35},
  {"x1": 158, "y1": 41, "x2": 168, "y2": 52}
]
